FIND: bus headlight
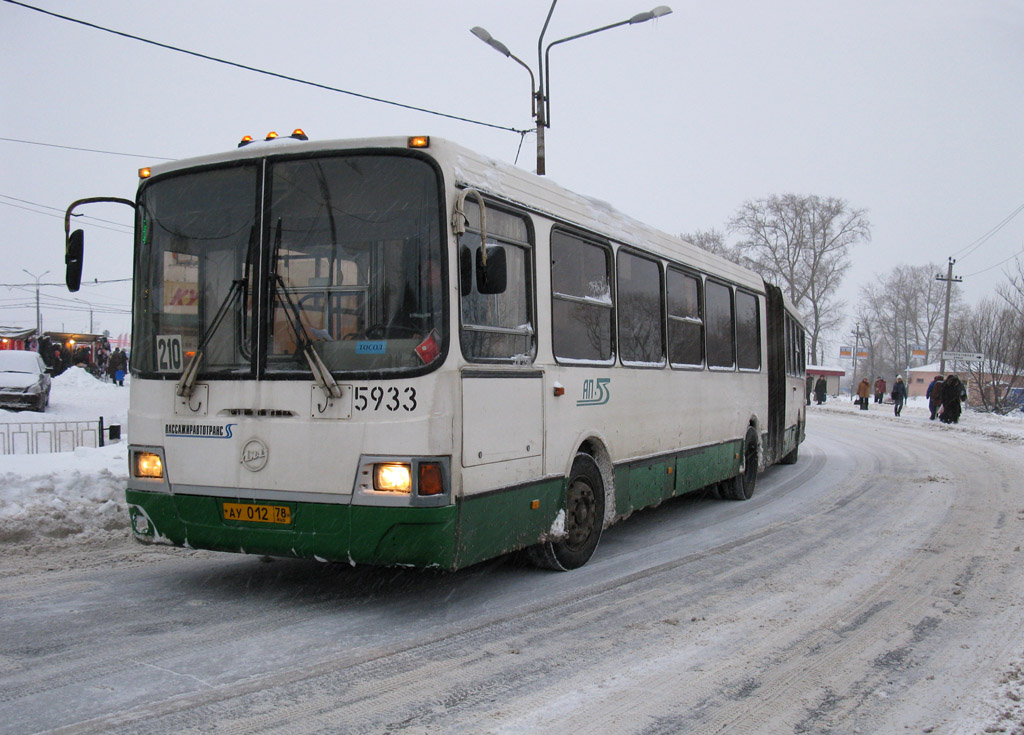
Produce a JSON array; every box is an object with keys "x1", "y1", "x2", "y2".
[
  {"x1": 374, "y1": 463, "x2": 412, "y2": 493},
  {"x1": 357, "y1": 456, "x2": 450, "y2": 506},
  {"x1": 134, "y1": 451, "x2": 164, "y2": 479}
]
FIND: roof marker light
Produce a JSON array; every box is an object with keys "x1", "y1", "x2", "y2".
[
  {"x1": 266, "y1": 131, "x2": 279, "y2": 141},
  {"x1": 408, "y1": 136, "x2": 430, "y2": 149},
  {"x1": 238, "y1": 135, "x2": 254, "y2": 148},
  {"x1": 291, "y1": 129, "x2": 308, "y2": 140},
  {"x1": 138, "y1": 167, "x2": 152, "y2": 179}
]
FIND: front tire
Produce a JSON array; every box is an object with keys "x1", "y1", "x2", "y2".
[
  {"x1": 723, "y1": 428, "x2": 759, "y2": 501},
  {"x1": 529, "y1": 453, "x2": 605, "y2": 571}
]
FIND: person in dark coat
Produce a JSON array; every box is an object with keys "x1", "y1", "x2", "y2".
[
  {"x1": 939, "y1": 374, "x2": 967, "y2": 424},
  {"x1": 813, "y1": 376, "x2": 827, "y2": 405},
  {"x1": 873, "y1": 376, "x2": 886, "y2": 404},
  {"x1": 107, "y1": 348, "x2": 126, "y2": 387},
  {"x1": 926, "y1": 375, "x2": 944, "y2": 420},
  {"x1": 806, "y1": 375, "x2": 814, "y2": 406},
  {"x1": 891, "y1": 375, "x2": 908, "y2": 416}
]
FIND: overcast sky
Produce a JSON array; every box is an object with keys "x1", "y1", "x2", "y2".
[{"x1": 2, "y1": 0, "x2": 1022, "y2": 356}]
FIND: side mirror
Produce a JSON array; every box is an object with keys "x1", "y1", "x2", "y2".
[
  {"x1": 66, "y1": 229, "x2": 84, "y2": 293},
  {"x1": 475, "y1": 246, "x2": 507, "y2": 295}
]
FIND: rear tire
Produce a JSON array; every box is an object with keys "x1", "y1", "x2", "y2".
[
  {"x1": 780, "y1": 442, "x2": 799, "y2": 465},
  {"x1": 723, "y1": 428, "x2": 759, "y2": 501},
  {"x1": 528, "y1": 453, "x2": 605, "y2": 571}
]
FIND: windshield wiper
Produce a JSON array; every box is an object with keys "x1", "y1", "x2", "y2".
[
  {"x1": 176, "y1": 227, "x2": 256, "y2": 398},
  {"x1": 268, "y1": 219, "x2": 343, "y2": 400},
  {"x1": 176, "y1": 277, "x2": 247, "y2": 398}
]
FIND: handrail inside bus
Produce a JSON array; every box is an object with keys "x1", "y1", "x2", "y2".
[{"x1": 451, "y1": 188, "x2": 488, "y2": 265}]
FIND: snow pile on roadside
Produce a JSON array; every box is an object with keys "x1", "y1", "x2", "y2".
[
  {"x1": 0, "y1": 367, "x2": 130, "y2": 550},
  {"x1": 811, "y1": 395, "x2": 1024, "y2": 444}
]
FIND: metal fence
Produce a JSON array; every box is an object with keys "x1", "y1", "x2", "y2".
[{"x1": 0, "y1": 419, "x2": 122, "y2": 455}]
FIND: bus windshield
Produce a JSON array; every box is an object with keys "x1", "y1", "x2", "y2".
[{"x1": 133, "y1": 154, "x2": 445, "y2": 378}]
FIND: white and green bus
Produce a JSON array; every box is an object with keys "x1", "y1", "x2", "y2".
[{"x1": 64, "y1": 133, "x2": 806, "y2": 571}]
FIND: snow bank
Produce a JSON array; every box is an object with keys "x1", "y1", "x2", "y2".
[
  {"x1": 0, "y1": 367, "x2": 130, "y2": 548},
  {"x1": 810, "y1": 394, "x2": 1024, "y2": 445}
]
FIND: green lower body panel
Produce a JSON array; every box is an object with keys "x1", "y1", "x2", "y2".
[
  {"x1": 456, "y1": 477, "x2": 565, "y2": 569},
  {"x1": 124, "y1": 438, "x2": 758, "y2": 571},
  {"x1": 615, "y1": 439, "x2": 744, "y2": 517},
  {"x1": 125, "y1": 479, "x2": 565, "y2": 571},
  {"x1": 126, "y1": 489, "x2": 459, "y2": 569}
]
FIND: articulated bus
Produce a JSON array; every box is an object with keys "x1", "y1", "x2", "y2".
[{"x1": 63, "y1": 133, "x2": 806, "y2": 571}]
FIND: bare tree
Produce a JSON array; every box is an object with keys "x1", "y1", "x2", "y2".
[
  {"x1": 728, "y1": 194, "x2": 870, "y2": 364},
  {"x1": 857, "y1": 263, "x2": 955, "y2": 380},
  {"x1": 951, "y1": 296, "x2": 1024, "y2": 413},
  {"x1": 680, "y1": 228, "x2": 741, "y2": 263},
  {"x1": 997, "y1": 258, "x2": 1024, "y2": 319}
]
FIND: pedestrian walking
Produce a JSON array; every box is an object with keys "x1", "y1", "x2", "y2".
[
  {"x1": 107, "y1": 348, "x2": 126, "y2": 387},
  {"x1": 806, "y1": 375, "x2": 814, "y2": 406},
  {"x1": 873, "y1": 376, "x2": 886, "y2": 404},
  {"x1": 939, "y1": 374, "x2": 967, "y2": 424},
  {"x1": 926, "y1": 375, "x2": 944, "y2": 420},
  {"x1": 891, "y1": 375, "x2": 908, "y2": 416},
  {"x1": 856, "y1": 378, "x2": 871, "y2": 410}
]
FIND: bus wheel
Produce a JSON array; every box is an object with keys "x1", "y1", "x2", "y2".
[
  {"x1": 780, "y1": 442, "x2": 799, "y2": 465},
  {"x1": 528, "y1": 453, "x2": 605, "y2": 571},
  {"x1": 724, "y1": 428, "x2": 759, "y2": 501}
]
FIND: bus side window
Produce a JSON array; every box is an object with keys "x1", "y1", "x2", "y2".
[
  {"x1": 736, "y1": 290, "x2": 761, "y2": 371},
  {"x1": 551, "y1": 230, "x2": 614, "y2": 364},
  {"x1": 617, "y1": 249, "x2": 665, "y2": 366},
  {"x1": 667, "y1": 268, "x2": 704, "y2": 368},
  {"x1": 705, "y1": 280, "x2": 735, "y2": 370},
  {"x1": 458, "y1": 202, "x2": 535, "y2": 363}
]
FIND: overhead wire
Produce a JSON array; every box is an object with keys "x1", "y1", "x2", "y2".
[
  {"x1": 961, "y1": 243, "x2": 1024, "y2": 278},
  {"x1": 950, "y1": 200, "x2": 1024, "y2": 260},
  {"x1": 0, "y1": 194, "x2": 133, "y2": 230},
  {"x1": 0, "y1": 199, "x2": 133, "y2": 234},
  {"x1": 4, "y1": 0, "x2": 530, "y2": 135},
  {"x1": 0, "y1": 136, "x2": 173, "y2": 161}
]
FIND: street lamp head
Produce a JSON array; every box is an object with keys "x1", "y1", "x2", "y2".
[
  {"x1": 629, "y1": 5, "x2": 673, "y2": 23},
  {"x1": 470, "y1": 26, "x2": 512, "y2": 57}
]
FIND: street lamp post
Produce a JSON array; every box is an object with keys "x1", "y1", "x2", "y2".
[
  {"x1": 472, "y1": 3, "x2": 671, "y2": 175},
  {"x1": 72, "y1": 297, "x2": 94, "y2": 333},
  {"x1": 22, "y1": 269, "x2": 50, "y2": 338}
]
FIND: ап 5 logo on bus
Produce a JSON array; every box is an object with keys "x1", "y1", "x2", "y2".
[{"x1": 577, "y1": 378, "x2": 610, "y2": 407}]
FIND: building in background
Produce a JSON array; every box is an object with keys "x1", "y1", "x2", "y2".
[{"x1": 807, "y1": 365, "x2": 846, "y2": 397}]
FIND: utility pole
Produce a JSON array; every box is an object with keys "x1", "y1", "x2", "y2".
[
  {"x1": 936, "y1": 258, "x2": 962, "y2": 374},
  {"x1": 22, "y1": 269, "x2": 50, "y2": 338}
]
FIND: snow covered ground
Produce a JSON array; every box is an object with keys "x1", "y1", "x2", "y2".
[
  {"x1": 0, "y1": 367, "x2": 130, "y2": 548},
  {"x1": 814, "y1": 389, "x2": 1024, "y2": 441},
  {"x1": 3, "y1": 374, "x2": 1024, "y2": 733},
  {"x1": 3, "y1": 376, "x2": 1021, "y2": 552}
]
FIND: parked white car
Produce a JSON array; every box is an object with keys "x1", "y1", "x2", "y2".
[{"x1": 0, "y1": 350, "x2": 52, "y2": 412}]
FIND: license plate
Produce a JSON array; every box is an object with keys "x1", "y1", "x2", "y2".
[{"x1": 222, "y1": 502, "x2": 291, "y2": 525}]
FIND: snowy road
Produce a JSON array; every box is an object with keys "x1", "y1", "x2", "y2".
[{"x1": 3, "y1": 409, "x2": 1024, "y2": 734}]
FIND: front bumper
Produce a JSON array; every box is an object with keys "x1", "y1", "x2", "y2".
[{"x1": 127, "y1": 489, "x2": 459, "y2": 569}]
